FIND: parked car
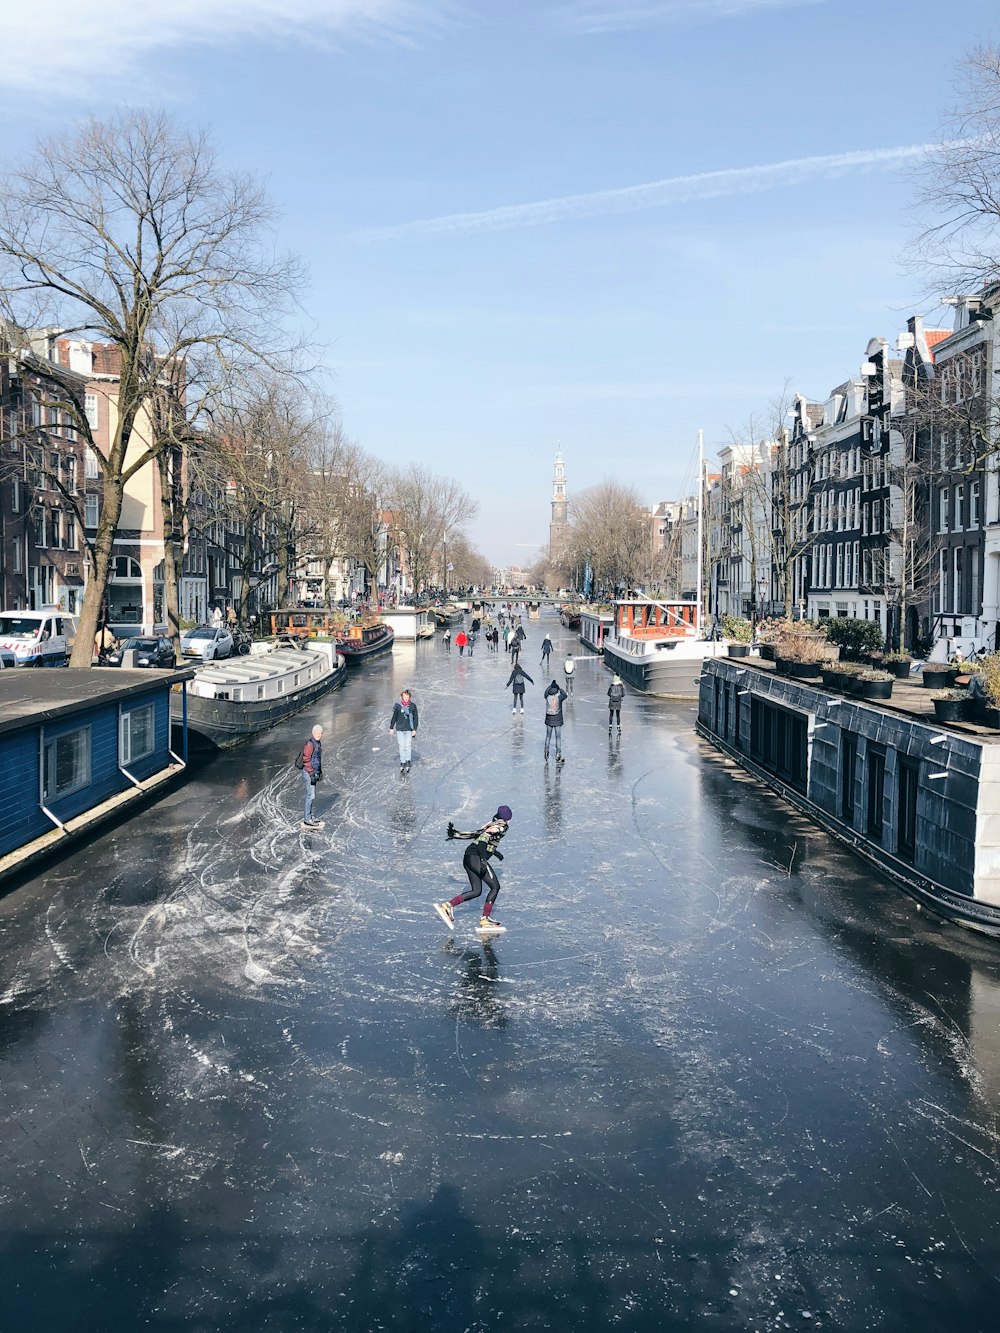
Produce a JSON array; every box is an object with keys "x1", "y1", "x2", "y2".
[
  {"x1": 0, "y1": 648, "x2": 16, "y2": 669},
  {"x1": 105, "y1": 636, "x2": 177, "y2": 669},
  {"x1": 180, "y1": 625, "x2": 233, "y2": 662}
]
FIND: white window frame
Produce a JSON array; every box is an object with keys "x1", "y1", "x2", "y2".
[
  {"x1": 42, "y1": 725, "x2": 91, "y2": 802},
  {"x1": 120, "y1": 703, "x2": 155, "y2": 766}
]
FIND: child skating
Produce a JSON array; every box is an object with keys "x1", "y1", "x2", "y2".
[{"x1": 435, "y1": 805, "x2": 512, "y2": 936}]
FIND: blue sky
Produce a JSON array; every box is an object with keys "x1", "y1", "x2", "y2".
[{"x1": 3, "y1": 0, "x2": 998, "y2": 565}]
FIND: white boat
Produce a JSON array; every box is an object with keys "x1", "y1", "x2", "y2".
[
  {"x1": 602, "y1": 598, "x2": 724, "y2": 698},
  {"x1": 579, "y1": 607, "x2": 614, "y2": 654},
  {"x1": 171, "y1": 641, "x2": 346, "y2": 748},
  {"x1": 382, "y1": 605, "x2": 436, "y2": 641}
]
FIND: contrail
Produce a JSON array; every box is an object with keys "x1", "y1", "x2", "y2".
[{"x1": 353, "y1": 143, "x2": 933, "y2": 243}]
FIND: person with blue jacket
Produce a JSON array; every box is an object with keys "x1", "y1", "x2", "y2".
[{"x1": 389, "y1": 689, "x2": 419, "y2": 774}]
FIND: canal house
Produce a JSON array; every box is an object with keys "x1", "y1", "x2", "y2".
[{"x1": 0, "y1": 667, "x2": 193, "y2": 880}]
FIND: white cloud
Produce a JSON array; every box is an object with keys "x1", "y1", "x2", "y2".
[
  {"x1": 353, "y1": 143, "x2": 932, "y2": 242},
  {"x1": 0, "y1": 0, "x2": 446, "y2": 99},
  {"x1": 549, "y1": 0, "x2": 828, "y2": 33}
]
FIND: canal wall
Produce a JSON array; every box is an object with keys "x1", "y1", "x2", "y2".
[{"x1": 696, "y1": 658, "x2": 1000, "y2": 935}]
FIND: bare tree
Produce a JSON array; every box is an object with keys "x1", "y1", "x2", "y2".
[
  {"x1": 0, "y1": 111, "x2": 303, "y2": 664},
  {"x1": 565, "y1": 481, "x2": 649, "y2": 598},
  {"x1": 908, "y1": 43, "x2": 1000, "y2": 292},
  {"x1": 386, "y1": 464, "x2": 476, "y2": 597}
]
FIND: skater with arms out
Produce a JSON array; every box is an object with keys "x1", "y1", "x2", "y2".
[{"x1": 435, "y1": 805, "x2": 513, "y2": 936}]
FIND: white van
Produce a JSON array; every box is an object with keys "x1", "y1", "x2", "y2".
[{"x1": 0, "y1": 609, "x2": 78, "y2": 667}]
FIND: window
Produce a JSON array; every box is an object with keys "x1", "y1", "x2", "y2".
[
  {"x1": 65, "y1": 515, "x2": 76, "y2": 550},
  {"x1": 64, "y1": 457, "x2": 77, "y2": 495},
  {"x1": 841, "y1": 734, "x2": 857, "y2": 822},
  {"x1": 120, "y1": 704, "x2": 155, "y2": 765},
  {"x1": 897, "y1": 759, "x2": 919, "y2": 862},
  {"x1": 84, "y1": 447, "x2": 100, "y2": 479},
  {"x1": 11, "y1": 479, "x2": 20, "y2": 514},
  {"x1": 971, "y1": 481, "x2": 981, "y2": 529},
  {"x1": 750, "y1": 697, "x2": 808, "y2": 792},
  {"x1": 84, "y1": 393, "x2": 99, "y2": 431},
  {"x1": 939, "y1": 487, "x2": 949, "y2": 533},
  {"x1": 85, "y1": 494, "x2": 99, "y2": 528},
  {"x1": 42, "y1": 726, "x2": 91, "y2": 801},
  {"x1": 866, "y1": 746, "x2": 885, "y2": 839},
  {"x1": 954, "y1": 484, "x2": 965, "y2": 532},
  {"x1": 12, "y1": 542, "x2": 20, "y2": 574}
]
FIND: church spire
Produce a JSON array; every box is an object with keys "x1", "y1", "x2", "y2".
[{"x1": 549, "y1": 450, "x2": 567, "y2": 565}]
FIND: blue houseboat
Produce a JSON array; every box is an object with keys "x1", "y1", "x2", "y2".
[{"x1": 0, "y1": 667, "x2": 193, "y2": 881}]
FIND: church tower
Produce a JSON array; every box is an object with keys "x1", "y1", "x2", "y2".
[{"x1": 548, "y1": 451, "x2": 568, "y2": 565}]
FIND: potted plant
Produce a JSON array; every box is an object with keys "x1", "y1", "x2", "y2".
[
  {"x1": 774, "y1": 622, "x2": 831, "y2": 679},
  {"x1": 824, "y1": 616, "x2": 885, "y2": 663},
  {"x1": 830, "y1": 661, "x2": 865, "y2": 694},
  {"x1": 931, "y1": 688, "x2": 972, "y2": 722},
  {"x1": 721, "y1": 614, "x2": 753, "y2": 658},
  {"x1": 882, "y1": 651, "x2": 913, "y2": 680},
  {"x1": 856, "y1": 668, "x2": 894, "y2": 701},
  {"x1": 755, "y1": 617, "x2": 788, "y2": 661},
  {"x1": 920, "y1": 662, "x2": 960, "y2": 690},
  {"x1": 973, "y1": 653, "x2": 1000, "y2": 727}
]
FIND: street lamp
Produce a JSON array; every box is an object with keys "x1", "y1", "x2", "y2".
[{"x1": 757, "y1": 574, "x2": 768, "y2": 628}]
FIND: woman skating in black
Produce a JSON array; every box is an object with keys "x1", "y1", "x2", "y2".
[
  {"x1": 435, "y1": 806, "x2": 512, "y2": 931},
  {"x1": 506, "y1": 662, "x2": 534, "y2": 714}
]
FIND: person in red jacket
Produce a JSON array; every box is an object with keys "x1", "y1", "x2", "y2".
[{"x1": 455, "y1": 629, "x2": 468, "y2": 657}]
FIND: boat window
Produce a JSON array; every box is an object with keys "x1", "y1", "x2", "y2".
[
  {"x1": 257, "y1": 686, "x2": 265, "y2": 700},
  {"x1": 294, "y1": 675, "x2": 300, "y2": 687},
  {"x1": 120, "y1": 704, "x2": 155, "y2": 765},
  {"x1": 43, "y1": 725, "x2": 91, "y2": 800},
  {"x1": 231, "y1": 689, "x2": 242, "y2": 702}
]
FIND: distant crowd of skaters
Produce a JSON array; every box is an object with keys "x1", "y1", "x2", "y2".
[{"x1": 296, "y1": 602, "x2": 627, "y2": 928}]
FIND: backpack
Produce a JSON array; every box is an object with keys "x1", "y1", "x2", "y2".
[
  {"x1": 294, "y1": 747, "x2": 306, "y2": 771},
  {"x1": 545, "y1": 692, "x2": 561, "y2": 716}
]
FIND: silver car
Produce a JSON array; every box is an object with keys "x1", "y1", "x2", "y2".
[{"x1": 180, "y1": 625, "x2": 234, "y2": 662}]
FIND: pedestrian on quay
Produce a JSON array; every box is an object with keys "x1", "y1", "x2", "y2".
[
  {"x1": 607, "y1": 675, "x2": 625, "y2": 732},
  {"x1": 94, "y1": 622, "x2": 117, "y2": 665},
  {"x1": 455, "y1": 629, "x2": 468, "y2": 656},
  {"x1": 389, "y1": 688, "x2": 419, "y2": 774},
  {"x1": 299, "y1": 724, "x2": 324, "y2": 828},
  {"x1": 226, "y1": 604, "x2": 238, "y2": 631},
  {"x1": 211, "y1": 604, "x2": 223, "y2": 628},
  {"x1": 434, "y1": 805, "x2": 513, "y2": 932},
  {"x1": 506, "y1": 661, "x2": 534, "y2": 715},
  {"x1": 540, "y1": 633, "x2": 553, "y2": 669},
  {"x1": 563, "y1": 653, "x2": 576, "y2": 696},
  {"x1": 543, "y1": 679, "x2": 568, "y2": 765}
]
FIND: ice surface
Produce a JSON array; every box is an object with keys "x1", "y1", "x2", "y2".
[{"x1": 1, "y1": 612, "x2": 1000, "y2": 1330}]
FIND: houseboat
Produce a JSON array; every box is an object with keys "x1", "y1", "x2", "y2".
[
  {"x1": 602, "y1": 597, "x2": 724, "y2": 698},
  {"x1": 171, "y1": 641, "x2": 345, "y2": 750},
  {"x1": 268, "y1": 610, "x2": 395, "y2": 664},
  {"x1": 335, "y1": 621, "x2": 394, "y2": 663},
  {"x1": 381, "y1": 606, "x2": 435, "y2": 642},
  {"x1": 697, "y1": 655, "x2": 1000, "y2": 938},
  {"x1": 559, "y1": 605, "x2": 582, "y2": 631},
  {"x1": 0, "y1": 666, "x2": 192, "y2": 882},
  {"x1": 579, "y1": 607, "x2": 614, "y2": 655},
  {"x1": 430, "y1": 605, "x2": 465, "y2": 628}
]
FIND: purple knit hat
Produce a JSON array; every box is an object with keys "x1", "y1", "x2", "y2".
[{"x1": 495, "y1": 805, "x2": 512, "y2": 822}]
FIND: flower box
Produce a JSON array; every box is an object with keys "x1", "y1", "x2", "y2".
[{"x1": 921, "y1": 666, "x2": 960, "y2": 690}]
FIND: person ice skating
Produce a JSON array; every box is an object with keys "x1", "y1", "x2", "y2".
[
  {"x1": 300, "y1": 724, "x2": 324, "y2": 827},
  {"x1": 389, "y1": 688, "x2": 419, "y2": 773},
  {"x1": 506, "y1": 661, "x2": 534, "y2": 714},
  {"x1": 543, "y1": 679, "x2": 568, "y2": 764},
  {"x1": 435, "y1": 805, "x2": 513, "y2": 930},
  {"x1": 608, "y1": 674, "x2": 625, "y2": 731},
  {"x1": 455, "y1": 629, "x2": 468, "y2": 656},
  {"x1": 540, "y1": 634, "x2": 553, "y2": 668},
  {"x1": 509, "y1": 632, "x2": 520, "y2": 665},
  {"x1": 443, "y1": 628, "x2": 451, "y2": 651},
  {"x1": 563, "y1": 653, "x2": 575, "y2": 696}
]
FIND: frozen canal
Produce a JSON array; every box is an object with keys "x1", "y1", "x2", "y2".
[{"x1": 3, "y1": 611, "x2": 1000, "y2": 1332}]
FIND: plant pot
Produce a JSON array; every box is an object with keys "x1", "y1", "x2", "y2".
[
  {"x1": 922, "y1": 667, "x2": 959, "y2": 690},
  {"x1": 980, "y1": 706, "x2": 1000, "y2": 729},
  {"x1": 758, "y1": 643, "x2": 776, "y2": 661},
  {"x1": 820, "y1": 668, "x2": 841, "y2": 689},
  {"x1": 784, "y1": 659, "x2": 822, "y2": 681},
  {"x1": 887, "y1": 660, "x2": 912, "y2": 680},
  {"x1": 727, "y1": 643, "x2": 751, "y2": 658},
  {"x1": 933, "y1": 696, "x2": 971, "y2": 722},
  {"x1": 858, "y1": 678, "x2": 893, "y2": 701}
]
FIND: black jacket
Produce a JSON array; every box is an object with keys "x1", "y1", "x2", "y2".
[
  {"x1": 544, "y1": 682, "x2": 567, "y2": 726},
  {"x1": 506, "y1": 666, "x2": 534, "y2": 692},
  {"x1": 389, "y1": 699, "x2": 419, "y2": 732}
]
